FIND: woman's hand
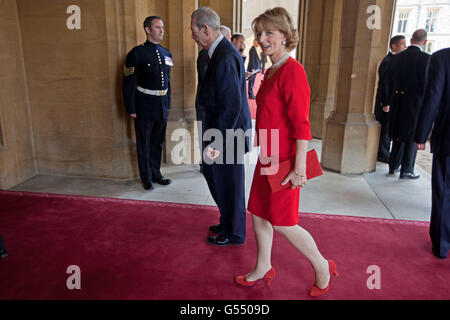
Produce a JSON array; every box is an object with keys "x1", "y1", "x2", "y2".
[{"x1": 282, "y1": 170, "x2": 307, "y2": 189}]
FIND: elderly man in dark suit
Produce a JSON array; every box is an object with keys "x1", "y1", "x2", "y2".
[
  {"x1": 191, "y1": 6, "x2": 252, "y2": 246},
  {"x1": 382, "y1": 29, "x2": 431, "y2": 179},
  {"x1": 415, "y1": 47, "x2": 450, "y2": 259},
  {"x1": 375, "y1": 35, "x2": 407, "y2": 163}
]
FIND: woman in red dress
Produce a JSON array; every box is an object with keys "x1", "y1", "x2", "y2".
[{"x1": 235, "y1": 8, "x2": 338, "y2": 297}]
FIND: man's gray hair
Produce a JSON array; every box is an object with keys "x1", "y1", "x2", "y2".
[{"x1": 191, "y1": 6, "x2": 221, "y2": 31}]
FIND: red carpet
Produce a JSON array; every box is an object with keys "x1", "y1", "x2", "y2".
[
  {"x1": 0, "y1": 190, "x2": 449, "y2": 300},
  {"x1": 247, "y1": 73, "x2": 263, "y2": 119}
]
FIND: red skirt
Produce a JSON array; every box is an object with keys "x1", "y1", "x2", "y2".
[{"x1": 247, "y1": 161, "x2": 300, "y2": 227}]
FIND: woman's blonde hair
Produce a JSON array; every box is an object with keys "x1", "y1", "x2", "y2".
[{"x1": 252, "y1": 7, "x2": 298, "y2": 52}]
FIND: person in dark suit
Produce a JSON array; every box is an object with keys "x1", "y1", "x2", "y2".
[
  {"x1": 123, "y1": 16, "x2": 173, "y2": 190},
  {"x1": 0, "y1": 234, "x2": 7, "y2": 259},
  {"x1": 247, "y1": 40, "x2": 262, "y2": 99},
  {"x1": 191, "y1": 6, "x2": 252, "y2": 246},
  {"x1": 382, "y1": 29, "x2": 431, "y2": 179},
  {"x1": 415, "y1": 47, "x2": 450, "y2": 259},
  {"x1": 375, "y1": 35, "x2": 407, "y2": 163}
]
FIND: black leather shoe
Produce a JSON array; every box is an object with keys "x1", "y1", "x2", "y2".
[
  {"x1": 143, "y1": 183, "x2": 154, "y2": 191},
  {"x1": 209, "y1": 224, "x2": 222, "y2": 234},
  {"x1": 0, "y1": 249, "x2": 8, "y2": 259},
  {"x1": 152, "y1": 177, "x2": 172, "y2": 186},
  {"x1": 433, "y1": 248, "x2": 447, "y2": 259},
  {"x1": 207, "y1": 235, "x2": 244, "y2": 247},
  {"x1": 400, "y1": 172, "x2": 420, "y2": 180},
  {"x1": 388, "y1": 169, "x2": 400, "y2": 175}
]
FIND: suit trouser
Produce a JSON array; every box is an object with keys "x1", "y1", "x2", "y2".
[
  {"x1": 134, "y1": 118, "x2": 167, "y2": 184},
  {"x1": 375, "y1": 109, "x2": 391, "y2": 160},
  {"x1": 248, "y1": 75, "x2": 256, "y2": 97},
  {"x1": 389, "y1": 139, "x2": 417, "y2": 174},
  {"x1": 430, "y1": 154, "x2": 450, "y2": 257},
  {"x1": 0, "y1": 234, "x2": 5, "y2": 251},
  {"x1": 203, "y1": 159, "x2": 246, "y2": 243}
]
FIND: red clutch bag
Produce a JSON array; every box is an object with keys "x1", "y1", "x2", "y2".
[{"x1": 261, "y1": 150, "x2": 323, "y2": 193}]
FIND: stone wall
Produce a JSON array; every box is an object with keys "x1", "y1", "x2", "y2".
[{"x1": 0, "y1": 0, "x2": 36, "y2": 189}]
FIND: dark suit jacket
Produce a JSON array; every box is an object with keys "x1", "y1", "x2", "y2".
[
  {"x1": 198, "y1": 38, "x2": 252, "y2": 153},
  {"x1": 247, "y1": 46, "x2": 261, "y2": 73},
  {"x1": 374, "y1": 52, "x2": 393, "y2": 120},
  {"x1": 195, "y1": 49, "x2": 209, "y2": 114},
  {"x1": 415, "y1": 48, "x2": 450, "y2": 156},
  {"x1": 382, "y1": 46, "x2": 430, "y2": 142}
]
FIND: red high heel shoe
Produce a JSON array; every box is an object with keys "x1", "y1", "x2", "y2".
[
  {"x1": 310, "y1": 260, "x2": 339, "y2": 297},
  {"x1": 235, "y1": 268, "x2": 276, "y2": 287}
]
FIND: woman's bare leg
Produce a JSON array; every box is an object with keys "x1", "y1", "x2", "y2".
[
  {"x1": 274, "y1": 225, "x2": 330, "y2": 289},
  {"x1": 245, "y1": 214, "x2": 274, "y2": 281}
]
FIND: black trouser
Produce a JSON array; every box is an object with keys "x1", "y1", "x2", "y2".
[
  {"x1": 375, "y1": 108, "x2": 391, "y2": 160},
  {"x1": 430, "y1": 154, "x2": 450, "y2": 258},
  {"x1": 248, "y1": 75, "x2": 256, "y2": 97},
  {"x1": 134, "y1": 118, "x2": 167, "y2": 184},
  {"x1": 389, "y1": 139, "x2": 417, "y2": 174},
  {"x1": 0, "y1": 234, "x2": 5, "y2": 251},
  {"x1": 203, "y1": 160, "x2": 246, "y2": 243}
]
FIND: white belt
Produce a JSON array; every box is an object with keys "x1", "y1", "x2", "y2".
[{"x1": 137, "y1": 86, "x2": 168, "y2": 96}]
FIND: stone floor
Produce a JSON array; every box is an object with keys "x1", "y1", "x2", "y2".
[{"x1": 10, "y1": 139, "x2": 433, "y2": 223}]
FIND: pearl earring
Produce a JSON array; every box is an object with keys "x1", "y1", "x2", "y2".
[{"x1": 282, "y1": 40, "x2": 286, "y2": 46}]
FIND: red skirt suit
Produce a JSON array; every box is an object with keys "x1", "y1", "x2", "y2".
[{"x1": 247, "y1": 57, "x2": 312, "y2": 227}]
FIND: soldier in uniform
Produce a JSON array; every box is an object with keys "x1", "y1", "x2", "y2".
[{"x1": 123, "y1": 16, "x2": 173, "y2": 190}]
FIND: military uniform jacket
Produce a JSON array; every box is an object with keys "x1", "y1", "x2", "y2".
[
  {"x1": 123, "y1": 41, "x2": 173, "y2": 120},
  {"x1": 382, "y1": 46, "x2": 430, "y2": 142}
]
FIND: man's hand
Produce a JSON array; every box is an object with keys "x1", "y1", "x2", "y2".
[
  {"x1": 415, "y1": 142, "x2": 426, "y2": 151},
  {"x1": 130, "y1": 114, "x2": 137, "y2": 119},
  {"x1": 382, "y1": 106, "x2": 390, "y2": 113},
  {"x1": 206, "y1": 146, "x2": 221, "y2": 160}
]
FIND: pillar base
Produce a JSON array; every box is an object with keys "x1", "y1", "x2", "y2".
[
  {"x1": 321, "y1": 112, "x2": 380, "y2": 175},
  {"x1": 310, "y1": 95, "x2": 336, "y2": 139}
]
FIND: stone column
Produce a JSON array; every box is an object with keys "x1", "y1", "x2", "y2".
[
  {"x1": 308, "y1": 0, "x2": 343, "y2": 139},
  {"x1": 164, "y1": 0, "x2": 198, "y2": 165},
  {"x1": 321, "y1": 0, "x2": 395, "y2": 174}
]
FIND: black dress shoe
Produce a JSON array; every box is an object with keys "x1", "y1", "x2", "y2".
[
  {"x1": 388, "y1": 169, "x2": 400, "y2": 175},
  {"x1": 400, "y1": 172, "x2": 420, "y2": 180},
  {"x1": 143, "y1": 183, "x2": 154, "y2": 191},
  {"x1": 209, "y1": 224, "x2": 222, "y2": 234},
  {"x1": 433, "y1": 248, "x2": 447, "y2": 259},
  {"x1": 0, "y1": 249, "x2": 8, "y2": 259},
  {"x1": 152, "y1": 177, "x2": 172, "y2": 186},
  {"x1": 207, "y1": 235, "x2": 244, "y2": 247}
]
